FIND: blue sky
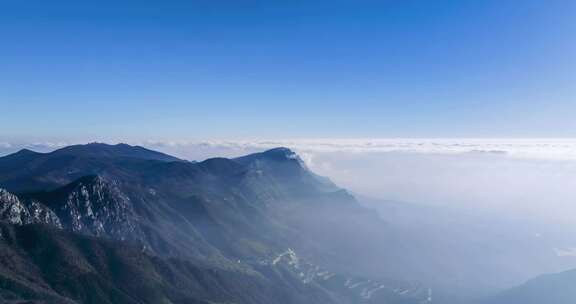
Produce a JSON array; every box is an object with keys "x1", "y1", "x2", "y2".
[{"x1": 1, "y1": 0, "x2": 575, "y2": 141}]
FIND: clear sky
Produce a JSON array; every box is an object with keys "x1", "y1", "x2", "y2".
[{"x1": 1, "y1": 0, "x2": 575, "y2": 141}]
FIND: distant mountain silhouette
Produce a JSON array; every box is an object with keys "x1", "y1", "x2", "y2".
[
  {"x1": 0, "y1": 143, "x2": 182, "y2": 192},
  {"x1": 50, "y1": 143, "x2": 182, "y2": 161},
  {"x1": 484, "y1": 269, "x2": 576, "y2": 304}
]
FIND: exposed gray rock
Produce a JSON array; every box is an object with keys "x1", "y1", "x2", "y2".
[
  {"x1": 0, "y1": 188, "x2": 61, "y2": 227},
  {"x1": 0, "y1": 188, "x2": 27, "y2": 225},
  {"x1": 54, "y1": 175, "x2": 137, "y2": 238}
]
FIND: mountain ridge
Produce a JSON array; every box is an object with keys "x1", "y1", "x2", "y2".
[
  {"x1": 0, "y1": 143, "x2": 427, "y2": 304},
  {"x1": 483, "y1": 268, "x2": 576, "y2": 304}
]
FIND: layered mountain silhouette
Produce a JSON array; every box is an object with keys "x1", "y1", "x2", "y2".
[
  {"x1": 0, "y1": 143, "x2": 428, "y2": 304},
  {"x1": 483, "y1": 269, "x2": 576, "y2": 304}
]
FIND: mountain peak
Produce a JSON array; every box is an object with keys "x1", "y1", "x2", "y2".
[
  {"x1": 261, "y1": 147, "x2": 299, "y2": 159},
  {"x1": 3, "y1": 148, "x2": 43, "y2": 159},
  {"x1": 53, "y1": 174, "x2": 124, "y2": 199},
  {"x1": 70, "y1": 174, "x2": 107, "y2": 186},
  {"x1": 234, "y1": 147, "x2": 308, "y2": 176},
  {"x1": 16, "y1": 148, "x2": 40, "y2": 155},
  {"x1": 0, "y1": 187, "x2": 16, "y2": 201},
  {"x1": 50, "y1": 143, "x2": 182, "y2": 162},
  {"x1": 235, "y1": 147, "x2": 305, "y2": 167}
]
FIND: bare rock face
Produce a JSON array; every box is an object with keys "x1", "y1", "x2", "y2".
[
  {"x1": 0, "y1": 176, "x2": 137, "y2": 240},
  {"x1": 0, "y1": 188, "x2": 61, "y2": 227},
  {"x1": 25, "y1": 200, "x2": 62, "y2": 227},
  {"x1": 53, "y1": 175, "x2": 138, "y2": 238},
  {"x1": 0, "y1": 188, "x2": 27, "y2": 225}
]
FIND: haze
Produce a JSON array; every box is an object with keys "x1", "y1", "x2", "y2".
[{"x1": 2, "y1": 0, "x2": 576, "y2": 303}]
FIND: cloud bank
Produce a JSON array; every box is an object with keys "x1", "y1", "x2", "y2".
[
  {"x1": 3, "y1": 138, "x2": 576, "y2": 161},
  {"x1": 138, "y1": 138, "x2": 576, "y2": 161},
  {"x1": 2, "y1": 138, "x2": 576, "y2": 218}
]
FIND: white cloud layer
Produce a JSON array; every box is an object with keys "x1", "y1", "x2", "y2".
[
  {"x1": 554, "y1": 248, "x2": 576, "y2": 257},
  {"x1": 139, "y1": 138, "x2": 576, "y2": 161},
  {"x1": 4, "y1": 138, "x2": 576, "y2": 161},
  {"x1": 2, "y1": 138, "x2": 576, "y2": 223}
]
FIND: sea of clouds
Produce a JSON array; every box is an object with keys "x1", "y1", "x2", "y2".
[
  {"x1": 4, "y1": 138, "x2": 576, "y2": 160},
  {"x1": 4, "y1": 138, "x2": 576, "y2": 289},
  {"x1": 140, "y1": 138, "x2": 576, "y2": 161},
  {"x1": 3, "y1": 138, "x2": 576, "y2": 257},
  {"x1": 2, "y1": 138, "x2": 576, "y2": 221}
]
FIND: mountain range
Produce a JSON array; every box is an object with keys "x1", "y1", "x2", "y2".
[
  {"x1": 2, "y1": 143, "x2": 575, "y2": 304},
  {"x1": 0, "y1": 143, "x2": 428, "y2": 304}
]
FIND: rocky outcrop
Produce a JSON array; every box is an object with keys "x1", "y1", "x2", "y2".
[{"x1": 0, "y1": 188, "x2": 61, "y2": 227}]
